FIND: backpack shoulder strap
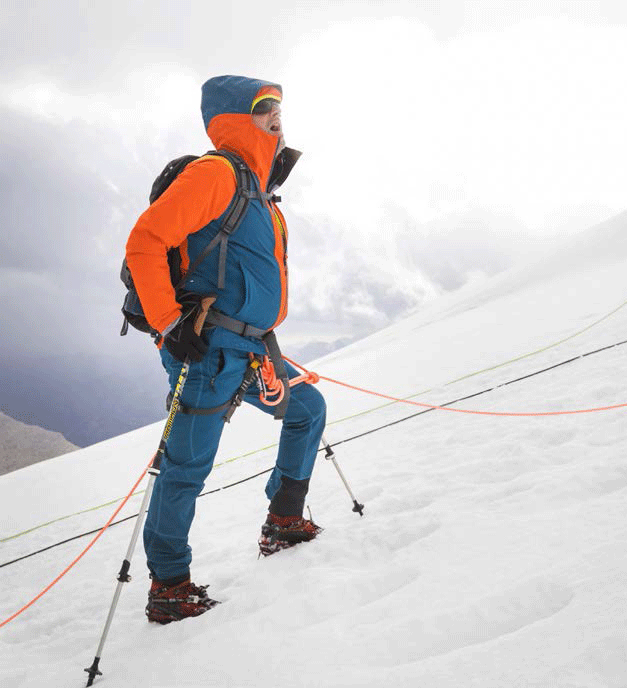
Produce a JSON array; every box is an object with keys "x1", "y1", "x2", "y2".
[
  {"x1": 149, "y1": 154, "x2": 200, "y2": 204},
  {"x1": 175, "y1": 150, "x2": 258, "y2": 291}
]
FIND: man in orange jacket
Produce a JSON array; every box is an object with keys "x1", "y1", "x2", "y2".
[{"x1": 126, "y1": 75, "x2": 326, "y2": 624}]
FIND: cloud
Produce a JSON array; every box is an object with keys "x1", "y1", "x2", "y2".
[{"x1": 281, "y1": 16, "x2": 627, "y2": 232}]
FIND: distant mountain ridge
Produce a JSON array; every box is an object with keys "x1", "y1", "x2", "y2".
[{"x1": 0, "y1": 411, "x2": 77, "y2": 475}]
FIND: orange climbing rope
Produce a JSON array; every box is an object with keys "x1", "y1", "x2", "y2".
[
  {"x1": 282, "y1": 356, "x2": 627, "y2": 418},
  {"x1": 0, "y1": 457, "x2": 153, "y2": 629},
  {"x1": 256, "y1": 355, "x2": 319, "y2": 406}
]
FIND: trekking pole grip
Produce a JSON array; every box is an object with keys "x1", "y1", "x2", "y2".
[
  {"x1": 194, "y1": 295, "x2": 216, "y2": 336},
  {"x1": 154, "y1": 296, "x2": 215, "y2": 467}
]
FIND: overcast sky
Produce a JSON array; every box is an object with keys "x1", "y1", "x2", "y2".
[{"x1": 1, "y1": 0, "x2": 627, "y2": 446}]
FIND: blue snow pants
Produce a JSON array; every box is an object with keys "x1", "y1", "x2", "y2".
[{"x1": 143, "y1": 345, "x2": 326, "y2": 581}]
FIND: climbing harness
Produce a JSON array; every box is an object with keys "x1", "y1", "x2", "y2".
[
  {"x1": 223, "y1": 357, "x2": 262, "y2": 423},
  {"x1": 165, "y1": 318, "x2": 302, "y2": 421}
]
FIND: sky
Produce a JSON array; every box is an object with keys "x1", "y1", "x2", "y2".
[{"x1": 1, "y1": 0, "x2": 627, "y2": 447}]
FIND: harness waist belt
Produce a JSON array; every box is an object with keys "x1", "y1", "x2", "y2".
[{"x1": 203, "y1": 309, "x2": 269, "y2": 339}]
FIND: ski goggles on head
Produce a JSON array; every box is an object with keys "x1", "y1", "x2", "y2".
[{"x1": 251, "y1": 97, "x2": 281, "y2": 115}]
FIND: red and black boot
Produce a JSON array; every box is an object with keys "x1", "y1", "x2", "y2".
[
  {"x1": 146, "y1": 576, "x2": 220, "y2": 624},
  {"x1": 258, "y1": 475, "x2": 322, "y2": 556},
  {"x1": 258, "y1": 513, "x2": 322, "y2": 557}
]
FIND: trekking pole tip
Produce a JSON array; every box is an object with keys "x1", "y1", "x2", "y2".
[
  {"x1": 352, "y1": 500, "x2": 365, "y2": 517},
  {"x1": 84, "y1": 657, "x2": 103, "y2": 686}
]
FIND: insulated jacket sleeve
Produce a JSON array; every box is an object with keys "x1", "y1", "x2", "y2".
[{"x1": 125, "y1": 157, "x2": 236, "y2": 335}]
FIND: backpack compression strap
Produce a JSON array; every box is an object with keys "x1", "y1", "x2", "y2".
[{"x1": 175, "y1": 150, "x2": 272, "y2": 291}]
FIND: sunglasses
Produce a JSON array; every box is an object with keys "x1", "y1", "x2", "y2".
[{"x1": 252, "y1": 98, "x2": 281, "y2": 115}]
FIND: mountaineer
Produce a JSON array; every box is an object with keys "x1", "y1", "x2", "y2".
[{"x1": 125, "y1": 75, "x2": 326, "y2": 624}]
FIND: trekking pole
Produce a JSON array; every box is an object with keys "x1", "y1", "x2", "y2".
[
  {"x1": 321, "y1": 434, "x2": 364, "y2": 516},
  {"x1": 84, "y1": 296, "x2": 214, "y2": 687}
]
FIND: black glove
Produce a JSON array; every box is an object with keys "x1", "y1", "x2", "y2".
[{"x1": 163, "y1": 317, "x2": 208, "y2": 363}]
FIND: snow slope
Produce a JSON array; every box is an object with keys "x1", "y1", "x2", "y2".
[{"x1": 1, "y1": 214, "x2": 627, "y2": 687}]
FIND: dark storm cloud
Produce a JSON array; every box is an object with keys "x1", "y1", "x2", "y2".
[
  {"x1": 0, "y1": 107, "x2": 140, "y2": 334},
  {"x1": 0, "y1": 112, "x2": 119, "y2": 271},
  {"x1": 0, "y1": 103, "x2": 169, "y2": 443}
]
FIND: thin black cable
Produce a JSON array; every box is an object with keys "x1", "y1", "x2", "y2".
[
  {"x1": 2, "y1": 338, "x2": 626, "y2": 570},
  {"x1": 0, "y1": 468, "x2": 273, "y2": 569},
  {"x1": 328, "y1": 338, "x2": 627, "y2": 449}
]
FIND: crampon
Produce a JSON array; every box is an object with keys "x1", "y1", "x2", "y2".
[
  {"x1": 146, "y1": 577, "x2": 220, "y2": 624},
  {"x1": 258, "y1": 513, "x2": 323, "y2": 557}
]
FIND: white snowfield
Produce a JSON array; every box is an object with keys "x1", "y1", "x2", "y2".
[{"x1": 1, "y1": 211, "x2": 627, "y2": 688}]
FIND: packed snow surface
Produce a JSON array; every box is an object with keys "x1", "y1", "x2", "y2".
[{"x1": 2, "y1": 212, "x2": 627, "y2": 687}]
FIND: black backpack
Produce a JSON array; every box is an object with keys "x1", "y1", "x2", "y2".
[{"x1": 120, "y1": 149, "x2": 260, "y2": 339}]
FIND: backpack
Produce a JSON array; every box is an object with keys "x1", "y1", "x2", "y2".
[{"x1": 120, "y1": 149, "x2": 259, "y2": 339}]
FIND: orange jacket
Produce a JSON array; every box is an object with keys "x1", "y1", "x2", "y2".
[{"x1": 126, "y1": 76, "x2": 293, "y2": 339}]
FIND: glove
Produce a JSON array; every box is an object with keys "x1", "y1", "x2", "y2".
[{"x1": 163, "y1": 317, "x2": 208, "y2": 363}]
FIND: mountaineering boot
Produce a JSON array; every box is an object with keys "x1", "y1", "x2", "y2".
[
  {"x1": 258, "y1": 512, "x2": 323, "y2": 557},
  {"x1": 145, "y1": 576, "x2": 220, "y2": 624}
]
